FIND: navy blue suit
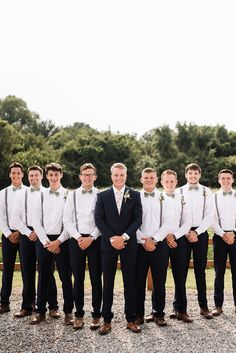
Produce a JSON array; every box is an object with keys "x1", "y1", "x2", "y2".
[{"x1": 95, "y1": 186, "x2": 142, "y2": 323}]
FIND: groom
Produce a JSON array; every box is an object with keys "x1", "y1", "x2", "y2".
[{"x1": 95, "y1": 162, "x2": 142, "y2": 335}]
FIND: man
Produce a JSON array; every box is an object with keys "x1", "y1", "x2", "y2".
[
  {"x1": 136, "y1": 168, "x2": 173, "y2": 327},
  {"x1": 95, "y1": 162, "x2": 142, "y2": 335},
  {"x1": 0, "y1": 162, "x2": 27, "y2": 314},
  {"x1": 13, "y1": 165, "x2": 58, "y2": 318},
  {"x1": 30, "y1": 162, "x2": 73, "y2": 325},
  {"x1": 160, "y1": 169, "x2": 192, "y2": 323},
  {"x1": 63, "y1": 163, "x2": 102, "y2": 330},
  {"x1": 179, "y1": 163, "x2": 214, "y2": 319},
  {"x1": 211, "y1": 169, "x2": 236, "y2": 316}
]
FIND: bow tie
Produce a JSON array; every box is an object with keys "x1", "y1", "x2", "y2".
[
  {"x1": 49, "y1": 189, "x2": 60, "y2": 196},
  {"x1": 144, "y1": 192, "x2": 155, "y2": 197},
  {"x1": 189, "y1": 186, "x2": 199, "y2": 191},
  {"x1": 223, "y1": 191, "x2": 233, "y2": 196},
  {"x1": 166, "y1": 193, "x2": 175, "y2": 198},
  {"x1": 30, "y1": 187, "x2": 40, "y2": 192},
  {"x1": 13, "y1": 186, "x2": 22, "y2": 192},
  {"x1": 82, "y1": 189, "x2": 93, "y2": 194}
]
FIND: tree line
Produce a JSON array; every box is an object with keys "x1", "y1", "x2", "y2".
[{"x1": 0, "y1": 95, "x2": 235, "y2": 189}]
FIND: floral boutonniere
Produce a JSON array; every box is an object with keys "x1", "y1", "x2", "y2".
[
  {"x1": 124, "y1": 189, "x2": 132, "y2": 203},
  {"x1": 203, "y1": 190, "x2": 207, "y2": 197},
  {"x1": 160, "y1": 194, "x2": 164, "y2": 202},
  {"x1": 64, "y1": 190, "x2": 69, "y2": 200}
]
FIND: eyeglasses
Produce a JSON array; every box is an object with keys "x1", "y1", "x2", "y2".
[{"x1": 80, "y1": 173, "x2": 95, "y2": 177}]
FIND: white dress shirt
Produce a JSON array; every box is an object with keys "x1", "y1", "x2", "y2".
[
  {"x1": 177, "y1": 183, "x2": 214, "y2": 235},
  {"x1": 32, "y1": 185, "x2": 69, "y2": 245},
  {"x1": 212, "y1": 189, "x2": 236, "y2": 237},
  {"x1": 13, "y1": 185, "x2": 45, "y2": 237},
  {"x1": 163, "y1": 191, "x2": 192, "y2": 239},
  {"x1": 136, "y1": 188, "x2": 174, "y2": 244},
  {"x1": 63, "y1": 186, "x2": 100, "y2": 240},
  {"x1": 0, "y1": 184, "x2": 27, "y2": 238}
]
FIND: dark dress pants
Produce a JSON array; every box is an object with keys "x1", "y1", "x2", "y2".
[
  {"x1": 0, "y1": 234, "x2": 21, "y2": 305},
  {"x1": 170, "y1": 236, "x2": 188, "y2": 313},
  {"x1": 36, "y1": 236, "x2": 73, "y2": 315},
  {"x1": 20, "y1": 234, "x2": 58, "y2": 311},
  {"x1": 70, "y1": 237, "x2": 102, "y2": 318},
  {"x1": 185, "y1": 231, "x2": 209, "y2": 309},
  {"x1": 101, "y1": 249, "x2": 137, "y2": 323},
  {"x1": 213, "y1": 233, "x2": 236, "y2": 307},
  {"x1": 136, "y1": 241, "x2": 169, "y2": 318}
]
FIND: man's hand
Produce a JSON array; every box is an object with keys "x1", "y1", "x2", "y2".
[
  {"x1": 141, "y1": 237, "x2": 156, "y2": 252},
  {"x1": 29, "y1": 231, "x2": 38, "y2": 242},
  {"x1": 44, "y1": 239, "x2": 61, "y2": 254},
  {"x1": 9, "y1": 231, "x2": 21, "y2": 244},
  {"x1": 78, "y1": 236, "x2": 94, "y2": 250},
  {"x1": 110, "y1": 235, "x2": 126, "y2": 250},
  {"x1": 186, "y1": 230, "x2": 198, "y2": 243},
  {"x1": 223, "y1": 231, "x2": 235, "y2": 245},
  {"x1": 166, "y1": 233, "x2": 177, "y2": 249}
]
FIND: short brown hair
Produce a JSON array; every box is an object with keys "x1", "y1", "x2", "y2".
[
  {"x1": 161, "y1": 169, "x2": 177, "y2": 179},
  {"x1": 80, "y1": 163, "x2": 96, "y2": 175},
  {"x1": 185, "y1": 163, "x2": 201, "y2": 174},
  {"x1": 9, "y1": 162, "x2": 24, "y2": 173},
  {"x1": 27, "y1": 165, "x2": 43, "y2": 175},
  {"x1": 218, "y1": 169, "x2": 233, "y2": 178},
  {"x1": 45, "y1": 162, "x2": 62, "y2": 174},
  {"x1": 141, "y1": 167, "x2": 157, "y2": 176}
]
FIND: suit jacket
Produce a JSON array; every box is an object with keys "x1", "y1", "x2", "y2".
[{"x1": 95, "y1": 186, "x2": 142, "y2": 252}]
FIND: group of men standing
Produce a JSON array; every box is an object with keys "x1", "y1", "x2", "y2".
[{"x1": 0, "y1": 161, "x2": 235, "y2": 335}]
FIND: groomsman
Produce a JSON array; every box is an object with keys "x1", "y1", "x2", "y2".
[
  {"x1": 136, "y1": 168, "x2": 173, "y2": 327},
  {"x1": 63, "y1": 163, "x2": 102, "y2": 330},
  {"x1": 211, "y1": 169, "x2": 236, "y2": 316},
  {"x1": 160, "y1": 169, "x2": 192, "y2": 323},
  {"x1": 30, "y1": 163, "x2": 73, "y2": 324},
  {"x1": 0, "y1": 162, "x2": 27, "y2": 314},
  {"x1": 95, "y1": 162, "x2": 142, "y2": 335},
  {"x1": 179, "y1": 163, "x2": 214, "y2": 319},
  {"x1": 13, "y1": 165, "x2": 58, "y2": 318}
]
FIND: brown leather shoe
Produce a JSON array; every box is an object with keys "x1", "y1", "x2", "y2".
[
  {"x1": 127, "y1": 322, "x2": 141, "y2": 333},
  {"x1": 169, "y1": 310, "x2": 178, "y2": 319},
  {"x1": 211, "y1": 307, "x2": 223, "y2": 316},
  {"x1": 30, "y1": 313, "x2": 46, "y2": 324},
  {"x1": 177, "y1": 312, "x2": 193, "y2": 323},
  {"x1": 73, "y1": 317, "x2": 84, "y2": 330},
  {"x1": 99, "y1": 322, "x2": 111, "y2": 335},
  {"x1": 49, "y1": 309, "x2": 60, "y2": 319},
  {"x1": 200, "y1": 308, "x2": 214, "y2": 319},
  {"x1": 90, "y1": 318, "x2": 100, "y2": 330},
  {"x1": 145, "y1": 314, "x2": 155, "y2": 323},
  {"x1": 64, "y1": 313, "x2": 74, "y2": 325},
  {"x1": 135, "y1": 317, "x2": 144, "y2": 325},
  {"x1": 155, "y1": 317, "x2": 167, "y2": 326},
  {"x1": 0, "y1": 304, "x2": 10, "y2": 314},
  {"x1": 14, "y1": 309, "x2": 32, "y2": 318}
]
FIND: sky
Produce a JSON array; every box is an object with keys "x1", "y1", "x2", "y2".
[{"x1": 1, "y1": 0, "x2": 236, "y2": 137}]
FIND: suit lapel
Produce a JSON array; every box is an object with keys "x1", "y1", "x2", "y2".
[
  {"x1": 108, "y1": 187, "x2": 119, "y2": 215},
  {"x1": 119, "y1": 187, "x2": 128, "y2": 215}
]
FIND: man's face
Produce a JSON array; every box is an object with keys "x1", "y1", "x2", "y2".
[
  {"x1": 218, "y1": 172, "x2": 234, "y2": 191},
  {"x1": 161, "y1": 174, "x2": 177, "y2": 193},
  {"x1": 111, "y1": 167, "x2": 127, "y2": 190},
  {"x1": 185, "y1": 169, "x2": 201, "y2": 185},
  {"x1": 140, "y1": 172, "x2": 158, "y2": 192},
  {"x1": 9, "y1": 167, "x2": 23, "y2": 187},
  {"x1": 79, "y1": 168, "x2": 97, "y2": 190},
  {"x1": 28, "y1": 170, "x2": 43, "y2": 188},
  {"x1": 46, "y1": 170, "x2": 63, "y2": 189}
]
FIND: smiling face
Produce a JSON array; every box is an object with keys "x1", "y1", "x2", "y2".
[
  {"x1": 46, "y1": 170, "x2": 63, "y2": 190},
  {"x1": 9, "y1": 167, "x2": 24, "y2": 187},
  {"x1": 161, "y1": 173, "x2": 178, "y2": 193},
  {"x1": 111, "y1": 167, "x2": 127, "y2": 190},
  {"x1": 28, "y1": 170, "x2": 43, "y2": 188},
  {"x1": 79, "y1": 168, "x2": 97, "y2": 190},
  {"x1": 218, "y1": 172, "x2": 234, "y2": 192},
  {"x1": 141, "y1": 171, "x2": 158, "y2": 192},
  {"x1": 185, "y1": 169, "x2": 201, "y2": 186}
]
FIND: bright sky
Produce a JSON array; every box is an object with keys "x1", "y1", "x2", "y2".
[{"x1": 1, "y1": 0, "x2": 236, "y2": 137}]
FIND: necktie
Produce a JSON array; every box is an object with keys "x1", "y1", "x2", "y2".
[
  {"x1": 30, "y1": 187, "x2": 40, "y2": 192},
  {"x1": 144, "y1": 192, "x2": 155, "y2": 197},
  {"x1": 116, "y1": 191, "x2": 123, "y2": 214},
  {"x1": 189, "y1": 186, "x2": 199, "y2": 191},
  {"x1": 223, "y1": 191, "x2": 233, "y2": 196},
  {"x1": 49, "y1": 189, "x2": 60, "y2": 196},
  {"x1": 13, "y1": 186, "x2": 22, "y2": 192},
  {"x1": 166, "y1": 193, "x2": 175, "y2": 198},
  {"x1": 82, "y1": 189, "x2": 93, "y2": 194}
]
